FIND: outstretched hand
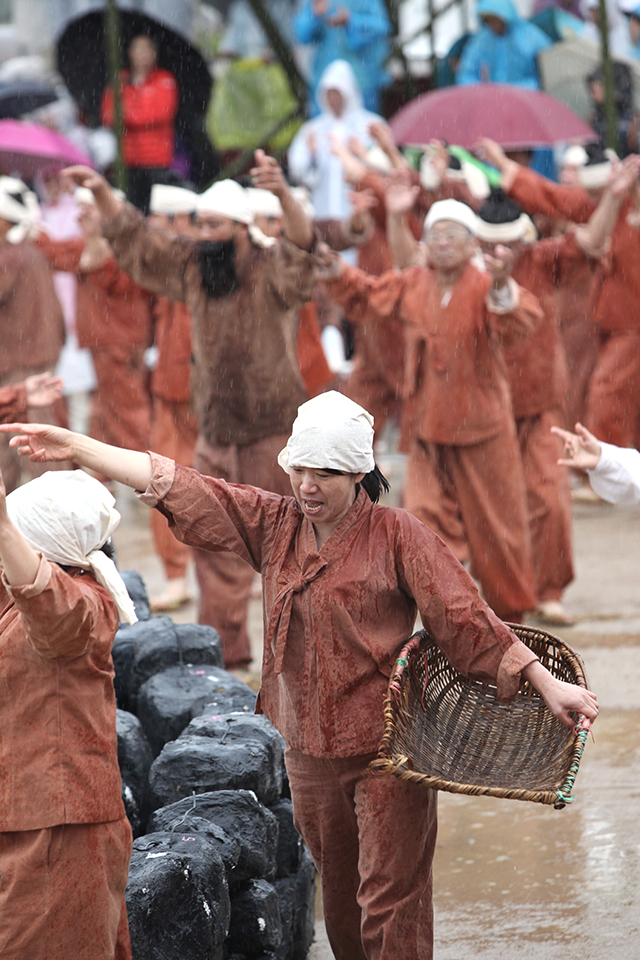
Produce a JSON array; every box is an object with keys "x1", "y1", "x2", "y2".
[
  {"x1": 608, "y1": 153, "x2": 640, "y2": 198},
  {"x1": 484, "y1": 243, "x2": 514, "y2": 288},
  {"x1": 250, "y1": 150, "x2": 288, "y2": 199},
  {"x1": 62, "y1": 165, "x2": 123, "y2": 219},
  {"x1": 551, "y1": 422, "x2": 602, "y2": 470},
  {"x1": 476, "y1": 138, "x2": 509, "y2": 172},
  {"x1": 0, "y1": 423, "x2": 76, "y2": 463},
  {"x1": 385, "y1": 168, "x2": 419, "y2": 215},
  {"x1": 24, "y1": 373, "x2": 64, "y2": 409}
]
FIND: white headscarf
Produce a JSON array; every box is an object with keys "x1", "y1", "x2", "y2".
[
  {"x1": 278, "y1": 391, "x2": 375, "y2": 476},
  {"x1": 196, "y1": 179, "x2": 254, "y2": 224},
  {"x1": 6, "y1": 470, "x2": 137, "y2": 624},
  {"x1": 423, "y1": 199, "x2": 478, "y2": 237}
]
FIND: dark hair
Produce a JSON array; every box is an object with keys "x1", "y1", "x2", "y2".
[
  {"x1": 323, "y1": 463, "x2": 390, "y2": 504},
  {"x1": 101, "y1": 537, "x2": 117, "y2": 562}
]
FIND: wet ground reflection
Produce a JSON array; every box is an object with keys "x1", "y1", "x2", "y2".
[{"x1": 434, "y1": 711, "x2": 640, "y2": 958}]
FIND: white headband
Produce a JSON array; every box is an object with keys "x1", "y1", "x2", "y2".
[
  {"x1": 7, "y1": 471, "x2": 137, "y2": 624},
  {"x1": 196, "y1": 180, "x2": 254, "y2": 224},
  {"x1": 424, "y1": 199, "x2": 478, "y2": 237},
  {"x1": 149, "y1": 184, "x2": 198, "y2": 215},
  {"x1": 278, "y1": 391, "x2": 375, "y2": 476},
  {"x1": 244, "y1": 187, "x2": 283, "y2": 219},
  {"x1": 475, "y1": 213, "x2": 536, "y2": 244}
]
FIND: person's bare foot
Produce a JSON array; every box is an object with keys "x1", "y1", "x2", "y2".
[
  {"x1": 534, "y1": 600, "x2": 576, "y2": 627},
  {"x1": 150, "y1": 577, "x2": 192, "y2": 612}
]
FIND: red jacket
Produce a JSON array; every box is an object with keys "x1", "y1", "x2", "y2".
[{"x1": 102, "y1": 68, "x2": 178, "y2": 168}]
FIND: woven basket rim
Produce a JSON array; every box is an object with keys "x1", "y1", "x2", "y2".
[{"x1": 373, "y1": 624, "x2": 589, "y2": 808}]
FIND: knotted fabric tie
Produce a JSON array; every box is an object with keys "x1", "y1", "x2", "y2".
[{"x1": 267, "y1": 553, "x2": 328, "y2": 674}]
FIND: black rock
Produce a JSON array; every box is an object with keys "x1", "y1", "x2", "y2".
[
  {"x1": 113, "y1": 618, "x2": 224, "y2": 715},
  {"x1": 148, "y1": 790, "x2": 278, "y2": 885},
  {"x1": 116, "y1": 709, "x2": 154, "y2": 836},
  {"x1": 120, "y1": 569, "x2": 151, "y2": 621},
  {"x1": 126, "y1": 830, "x2": 230, "y2": 960},
  {"x1": 144, "y1": 809, "x2": 241, "y2": 882},
  {"x1": 268, "y1": 799, "x2": 303, "y2": 879},
  {"x1": 227, "y1": 879, "x2": 282, "y2": 957},
  {"x1": 178, "y1": 714, "x2": 284, "y2": 801},
  {"x1": 272, "y1": 848, "x2": 316, "y2": 960},
  {"x1": 137, "y1": 666, "x2": 256, "y2": 755}
]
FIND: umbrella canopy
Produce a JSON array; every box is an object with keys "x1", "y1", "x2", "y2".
[
  {"x1": 390, "y1": 83, "x2": 597, "y2": 150},
  {"x1": 0, "y1": 81, "x2": 59, "y2": 120},
  {"x1": 0, "y1": 119, "x2": 94, "y2": 179},
  {"x1": 56, "y1": 9, "x2": 212, "y2": 132},
  {"x1": 538, "y1": 37, "x2": 640, "y2": 120}
]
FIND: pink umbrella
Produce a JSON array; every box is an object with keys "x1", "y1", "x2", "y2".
[
  {"x1": 390, "y1": 83, "x2": 597, "y2": 149},
  {"x1": 0, "y1": 119, "x2": 93, "y2": 179}
]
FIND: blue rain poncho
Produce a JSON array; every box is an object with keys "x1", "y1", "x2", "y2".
[
  {"x1": 456, "y1": 0, "x2": 552, "y2": 89},
  {"x1": 294, "y1": 0, "x2": 391, "y2": 113}
]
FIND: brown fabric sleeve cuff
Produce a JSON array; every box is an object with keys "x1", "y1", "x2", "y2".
[
  {"x1": 102, "y1": 201, "x2": 144, "y2": 241},
  {"x1": 6, "y1": 553, "x2": 52, "y2": 599},
  {"x1": 496, "y1": 639, "x2": 539, "y2": 701},
  {"x1": 136, "y1": 452, "x2": 177, "y2": 506}
]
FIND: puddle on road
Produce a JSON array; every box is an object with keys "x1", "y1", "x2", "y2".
[{"x1": 433, "y1": 711, "x2": 640, "y2": 959}]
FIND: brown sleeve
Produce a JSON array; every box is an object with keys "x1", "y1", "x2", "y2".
[
  {"x1": 8, "y1": 557, "x2": 118, "y2": 661},
  {"x1": 314, "y1": 213, "x2": 374, "y2": 251},
  {"x1": 325, "y1": 264, "x2": 407, "y2": 326},
  {"x1": 0, "y1": 383, "x2": 27, "y2": 423},
  {"x1": 505, "y1": 166, "x2": 595, "y2": 224},
  {"x1": 103, "y1": 201, "x2": 195, "y2": 302}
]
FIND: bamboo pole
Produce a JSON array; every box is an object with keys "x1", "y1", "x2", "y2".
[
  {"x1": 105, "y1": 0, "x2": 127, "y2": 192},
  {"x1": 598, "y1": 0, "x2": 618, "y2": 151}
]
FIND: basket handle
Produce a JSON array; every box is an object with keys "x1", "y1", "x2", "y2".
[
  {"x1": 388, "y1": 633, "x2": 423, "y2": 703},
  {"x1": 554, "y1": 719, "x2": 589, "y2": 810}
]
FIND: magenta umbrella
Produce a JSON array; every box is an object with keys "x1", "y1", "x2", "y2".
[
  {"x1": 0, "y1": 119, "x2": 93, "y2": 179},
  {"x1": 390, "y1": 83, "x2": 597, "y2": 149}
]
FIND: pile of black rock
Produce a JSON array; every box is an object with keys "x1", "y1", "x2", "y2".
[{"x1": 116, "y1": 572, "x2": 316, "y2": 960}]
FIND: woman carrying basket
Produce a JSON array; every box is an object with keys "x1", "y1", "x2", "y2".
[{"x1": 0, "y1": 392, "x2": 598, "y2": 960}]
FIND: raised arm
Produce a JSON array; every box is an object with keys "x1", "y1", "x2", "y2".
[
  {"x1": 62, "y1": 165, "x2": 191, "y2": 301},
  {"x1": 0, "y1": 467, "x2": 40, "y2": 585},
  {"x1": 250, "y1": 150, "x2": 314, "y2": 251},
  {"x1": 0, "y1": 424, "x2": 152, "y2": 491},
  {"x1": 385, "y1": 169, "x2": 421, "y2": 269},
  {"x1": 477, "y1": 139, "x2": 595, "y2": 223},
  {"x1": 575, "y1": 155, "x2": 640, "y2": 253}
]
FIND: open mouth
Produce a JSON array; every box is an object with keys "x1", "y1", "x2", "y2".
[{"x1": 302, "y1": 500, "x2": 324, "y2": 515}]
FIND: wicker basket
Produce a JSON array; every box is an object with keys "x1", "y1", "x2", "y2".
[{"x1": 371, "y1": 624, "x2": 589, "y2": 808}]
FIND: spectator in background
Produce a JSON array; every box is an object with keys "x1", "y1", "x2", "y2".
[
  {"x1": 623, "y1": 2, "x2": 640, "y2": 58},
  {"x1": 533, "y1": 0, "x2": 583, "y2": 16},
  {"x1": 456, "y1": 0, "x2": 551, "y2": 89},
  {"x1": 587, "y1": 62, "x2": 635, "y2": 156},
  {"x1": 294, "y1": 0, "x2": 391, "y2": 114},
  {"x1": 101, "y1": 34, "x2": 179, "y2": 214},
  {"x1": 288, "y1": 60, "x2": 383, "y2": 226},
  {"x1": 220, "y1": 0, "x2": 294, "y2": 59}
]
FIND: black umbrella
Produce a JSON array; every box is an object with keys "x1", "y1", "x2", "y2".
[
  {"x1": 0, "y1": 81, "x2": 59, "y2": 120},
  {"x1": 57, "y1": 9, "x2": 212, "y2": 128}
]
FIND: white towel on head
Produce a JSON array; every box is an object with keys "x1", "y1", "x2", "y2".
[
  {"x1": 6, "y1": 470, "x2": 137, "y2": 624},
  {"x1": 278, "y1": 391, "x2": 375, "y2": 476}
]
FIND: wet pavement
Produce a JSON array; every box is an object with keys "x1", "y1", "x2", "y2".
[{"x1": 112, "y1": 484, "x2": 640, "y2": 960}]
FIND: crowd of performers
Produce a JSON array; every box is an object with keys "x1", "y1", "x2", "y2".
[{"x1": 2, "y1": 117, "x2": 640, "y2": 667}]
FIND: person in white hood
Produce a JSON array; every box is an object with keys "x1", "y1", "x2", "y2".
[{"x1": 288, "y1": 60, "x2": 384, "y2": 225}]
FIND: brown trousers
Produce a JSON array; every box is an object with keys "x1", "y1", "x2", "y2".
[
  {"x1": 286, "y1": 748, "x2": 437, "y2": 960},
  {"x1": 0, "y1": 817, "x2": 132, "y2": 960},
  {"x1": 560, "y1": 314, "x2": 598, "y2": 432},
  {"x1": 585, "y1": 331, "x2": 640, "y2": 447},
  {"x1": 403, "y1": 430, "x2": 536, "y2": 620},
  {"x1": 150, "y1": 396, "x2": 198, "y2": 580},
  {"x1": 517, "y1": 411, "x2": 574, "y2": 603},
  {"x1": 343, "y1": 368, "x2": 402, "y2": 440},
  {"x1": 90, "y1": 344, "x2": 151, "y2": 452},
  {"x1": 193, "y1": 433, "x2": 292, "y2": 668}
]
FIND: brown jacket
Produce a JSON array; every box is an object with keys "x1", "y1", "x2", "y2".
[
  {"x1": 0, "y1": 241, "x2": 64, "y2": 378},
  {"x1": 328, "y1": 262, "x2": 543, "y2": 447},
  {"x1": 151, "y1": 296, "x2": 193, "y2": 404},
  {"x1": 0, "y1": 557, "x2": 124, "y2": 831},
  {"x1": 36, "y1": 235, "x2": 152, "y2": 351},
  {"x1": 141, "y1": 454, "x2": 538, "y2": 758},
  {"x1": 104, "y1": 203, "x2": 322, "y2": 447}
]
